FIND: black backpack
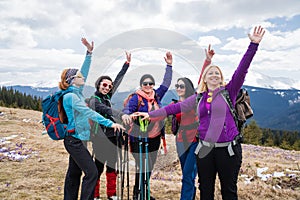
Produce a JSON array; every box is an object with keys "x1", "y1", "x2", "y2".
[{"x1": 196, "y1": 88, "x2": 253, "y2": 132}]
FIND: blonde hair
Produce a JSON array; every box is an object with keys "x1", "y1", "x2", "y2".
[
  {"x1": 58, "y1": 69, "x2": 70, "y2": 90},
  {"x1": 196, "y1": 65, "x2": 225, "y2": 93}
]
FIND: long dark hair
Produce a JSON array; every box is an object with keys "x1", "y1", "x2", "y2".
[{"x1": 177, "y1": 77, "x2": 195, "y2": 98}]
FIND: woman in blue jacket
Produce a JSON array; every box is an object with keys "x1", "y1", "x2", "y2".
[
  {"x1": 58, "y1": 38, "x2": 125, "y2": 200},
  {"x1": 135, "y1": 26, "x2": 265, "y2": 200},
  {"x1": 123, "y1": 52, "x2": 173, "y2": 200}
]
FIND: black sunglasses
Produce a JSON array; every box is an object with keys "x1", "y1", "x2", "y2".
[
  {"x1": 142, "y1": 82, "x2": 154, "y2": 86},
  {"x1": 175, "y1": 84, "x2": 185, "y2": 89},
  {"x1": 101, "y1": 82, "x2": 113, "y2": 89}
]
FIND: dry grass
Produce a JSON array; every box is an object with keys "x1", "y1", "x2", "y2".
[{"x1": 0, "y1": 106, "x2": 299, "y2": 200}]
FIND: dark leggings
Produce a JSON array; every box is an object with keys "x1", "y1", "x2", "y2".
[
  {"x1": 196, "y1": 143, "x2": 242, "y2": 200},
  {"x1": 63, "y1": 136, "x2": 98, "y2": 200},
  {"x1": 92, "y1": 135, "x2": 120, "y2": 175}
]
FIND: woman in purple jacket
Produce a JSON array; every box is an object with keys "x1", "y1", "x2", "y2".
[{"x1": 136, "y1": 26, "x2": 265, "y2": 200}]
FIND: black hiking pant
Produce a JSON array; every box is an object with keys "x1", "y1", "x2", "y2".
[
  {"x1": 63, "y1": 136, "x2": 98, "y2": 200},
  {"x1": 196, "y1": 143, "x2": 242, "y2": 200}
]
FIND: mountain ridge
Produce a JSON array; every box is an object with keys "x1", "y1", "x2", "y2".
[{"x1": 4, "y1": 84, "x2": 300, "y2": 132}]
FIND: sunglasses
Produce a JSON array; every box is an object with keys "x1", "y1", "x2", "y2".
[
  {"x1": 74, "y1": 71, "x2": 84, "y2": 78},
  {"x1": 101, "y1": 82, "x2": 113, "y2": 89},
  {"x1": 175, "y1": 84, "x2": 185, "y2": 89},
  {"x1": 142, "y1": 82, "x2": 154, "y2": 86},
  {"x1": 67, "y1": 72, "x2": 84, "y2": 82}
]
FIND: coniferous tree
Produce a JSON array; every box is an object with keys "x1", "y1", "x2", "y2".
[
  {"x1": 243, "y1": 120, "x2": 263, "y2": 145},
  {"x1": 280, "y1": 140, "x2": 291, "y2": 150},
  {"x1": 0, "y1": 86, "x2": 42, "y2": 111},
  {"x1": 273, "y1": 131, "x2": 281, "y2": 146},
  {"x1": 262, "y1": 128, "x2": 273, "y2": 146},
  {"x1": 292, "y1": 139, "x2": 300, "y2": 151}
]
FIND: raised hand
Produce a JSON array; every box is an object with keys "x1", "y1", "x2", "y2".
[
  {"x1": 81, "y1": 38, "x2": 94, "y2": 53},
  {"x1": 205, "y1": 44, "x2": 215, "y2": 61},
  {"x1": 248, "y1": 26, "x2": 265, "y2": 44},
  {"x1": 164, "y1": 51, "x2": 172, "y2": 65},
  {"x1": 126, "y1": 51, "x2": 131, "y2": 63}
]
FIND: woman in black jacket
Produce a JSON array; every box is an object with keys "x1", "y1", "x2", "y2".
[{"x1": 89, "y1": 52, "x2": 132, "y2": 200}]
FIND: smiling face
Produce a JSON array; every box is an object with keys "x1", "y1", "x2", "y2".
[
  {"x1": 204, "y1": 66, "x2": 223, "y2": 90},
  {"x1": 175, "y1": 79, "x2": 186, "y2": 99},
  {"x1": 98, "y1": 79, "x2": 113, "y2": 95},
  {"x1": 141, "y1": 78, "x2": 155, "y2": 94}
]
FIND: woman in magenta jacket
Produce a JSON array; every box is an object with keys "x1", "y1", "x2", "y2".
[
  {"x1": 169, "y1": 45, "x2": 214, "y2": 200},
  {"x1": 136, "y1": 26, "x2": 265, "y2": 200}
]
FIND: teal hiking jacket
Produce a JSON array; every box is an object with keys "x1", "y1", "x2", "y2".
[{"x1": 63, "y1": 53, "x2": 114, "y2": 141}]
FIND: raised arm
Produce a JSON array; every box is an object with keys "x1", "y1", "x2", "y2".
[
  {"x1": 198, "y1": 44, "x2": 215, "y2": 84},
  {"x1": 80, "y1": 38, "x2": 94, "y2": 79},
  {"x1": 155, "y1": 52, "x2": 173, "y2": 98},
  {"x1": 82, "y1": 37, "x2": 94, "y2": 53},
  {"x1": 162, "y1": 51, "x2": 173, "y2": 89},
  {"x1": 111, "y1": 51, "x2": 131, "y2": 95},
  {"x1": 227, "y1": 26, "x2": 265, "y2": 99}
]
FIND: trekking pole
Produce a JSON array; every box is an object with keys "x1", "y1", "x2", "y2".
[
  {"x1": 144, "y1": 135, "x2": 150, "y2": 200},
  {"x1": 116, "y1": 131, "x2": 122, "y2": 199},
  {"x1": 138, "y1": 134, "x2": 143, "y2": 200},
  {"x1": 123, "y1": 132, "x2": 130, "y2": 200},
  {"x1": 126, "y1": 135, "x2": 130, "y2": 200},
  {"x1": 121, "y1": 132, "x2": 129, "y2": 200},
  {"x1": 139, "y1": 117, "x2": 151, "y2": 200}
]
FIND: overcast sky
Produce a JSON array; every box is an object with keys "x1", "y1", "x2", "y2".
[{"x1": 1, "y1": 0, "x2": 300, "y2": 90}]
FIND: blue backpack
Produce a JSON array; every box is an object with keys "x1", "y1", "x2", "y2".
[{"x1": 42, "y1": 90, "x2": 70, "y2": 140}]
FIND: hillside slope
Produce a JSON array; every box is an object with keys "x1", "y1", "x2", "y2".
[{"x1": 0, "y1": 107, "x2": 299, "y2": 199}]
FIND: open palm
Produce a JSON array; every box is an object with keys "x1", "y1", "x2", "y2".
[{"x1": 248, "y1": 26, "x2": 265, "y2": 44}]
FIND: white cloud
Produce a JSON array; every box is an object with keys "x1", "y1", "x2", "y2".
[
  {"x1": 197, "y1": 36, "x2": 221, "y2": 47},
  {"x1": 0, "y1": 0, "x2": 300, "y2": 88}
]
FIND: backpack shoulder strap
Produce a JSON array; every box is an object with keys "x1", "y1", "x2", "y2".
[
  {"x1": 196, "y1": 92, "x2": 203, "y2": 104},
  {"x1": 220, "y1": 89, "x2": 239, "y2": 129},
  {"x1": 195, "y1": 92, "x2": 203, "y2": 119},
  {"x1": 136, "y1": 93, "x2": 143, "y2": 109},
  {"x1": 54, "y1": 90, "x2": 69, "y2": 101},
  {"x1": 57, "y1": 90, "x2": 71, "y2": 123},
  {"x1": 91, "y1": 95, "x2": 102, "y2": 103}
]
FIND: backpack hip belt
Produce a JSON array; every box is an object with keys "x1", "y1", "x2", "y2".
[{"x1": 194, "y1": 136, "x2": 240, "y2": 157}]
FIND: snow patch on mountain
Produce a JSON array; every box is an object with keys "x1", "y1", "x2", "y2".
[{"x1": 245, "y1": 71, "x2": 300, "y2": 90}]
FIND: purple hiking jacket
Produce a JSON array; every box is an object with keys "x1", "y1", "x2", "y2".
[{"x1": 149, "y1": 42, "x2": 259, "y2": 143}]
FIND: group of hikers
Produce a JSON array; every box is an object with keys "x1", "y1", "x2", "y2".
[{"x1": 58, "y1": 26, "x2": 265, "y2": 200}]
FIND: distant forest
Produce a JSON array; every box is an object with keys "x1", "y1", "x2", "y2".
[
  {"x1": 1, "y1": 86, "x2": 299, "y2": 150},
  {"x1": 0, "y1": 86, "x2": 42, "y2": 111}
]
